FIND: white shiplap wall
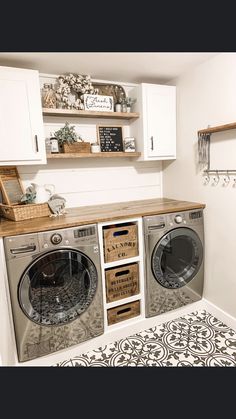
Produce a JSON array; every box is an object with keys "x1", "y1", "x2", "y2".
[
  {"x1": 18, "y1": 159, "x2": 162, "y2": 207},
  {"x1": 17, "y1": 74, "x2": 163, "y2": 208}
]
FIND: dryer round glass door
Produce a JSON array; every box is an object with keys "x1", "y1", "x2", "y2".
[
  {"x1": 151, "y1": 227, "x2": 203, "y2": 289},
  {"x1": 18, "y1": 249, "x2": 98, "y2": 325}
]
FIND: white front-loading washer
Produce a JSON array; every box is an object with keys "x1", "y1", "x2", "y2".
[
  {"x1": 143, "y1": 209, "x2": 204, "y2": 317},
  {"x1": 4, "y1": 224, "x2": 104, "y2": 362}
]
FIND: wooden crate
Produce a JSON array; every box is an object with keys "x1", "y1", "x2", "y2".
[
  {"x1": 105, "y1": 263, "x2": 139, "y2": 303},
  {"x1": 103, "y1": 223, "x2": 138, "y2": 263},
  {"x1": 62, "y1": 142, "x2": 91, "y2": 153},
  {"x1": 107, "y1": 300, "x2": 140, "y2": 326},
  {"x1": 0, "y1": 202, "x2": 51, "y2": 221}
]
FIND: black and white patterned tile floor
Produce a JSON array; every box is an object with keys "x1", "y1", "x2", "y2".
[{"x1": 56, "y1": 310, "x2": 236, "y2": 367}]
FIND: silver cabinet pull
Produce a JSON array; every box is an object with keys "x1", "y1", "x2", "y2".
[
  {"x1": 150, "y1": 136, "x2": 154, "y2": 150},
  {"x1": 35, "y1": 135, "x2": 39, "y2": 152}
]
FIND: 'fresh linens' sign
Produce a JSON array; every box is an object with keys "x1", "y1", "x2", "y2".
[{"x1": 84, "y1": 94, "x2": 114, "y2": 112}]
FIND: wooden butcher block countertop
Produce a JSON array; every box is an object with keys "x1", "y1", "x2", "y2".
[{"x1": 0, "y1": 197, "x2": 205, "y2": 237}]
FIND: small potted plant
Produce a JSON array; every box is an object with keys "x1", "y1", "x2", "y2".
[{"x1": 53, "y1": 122, "x2": 91, "y2": 153}]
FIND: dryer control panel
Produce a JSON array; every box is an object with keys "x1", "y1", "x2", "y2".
[{"x1": 143, "y1": 209, "x2": 204, "y2": 235}]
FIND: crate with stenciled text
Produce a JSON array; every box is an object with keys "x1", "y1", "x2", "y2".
[
  {"x1": 105, "y1": 262, "x2": 139, "y2": 303},
  {"x1": 103, "y1": 222, "x2": 138, "y2": 263}
]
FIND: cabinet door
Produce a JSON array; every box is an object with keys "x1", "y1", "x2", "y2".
[
  {"x1": 0, "y1": 66, "x2": 46, "y2": 165},
  {"x1": 144, "y1": 84, "x2": 176, "y2": 159}
]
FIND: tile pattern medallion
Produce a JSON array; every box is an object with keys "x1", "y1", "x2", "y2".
[{"x1": 56, "y1": 310, "x2": 236, "y2": 367}]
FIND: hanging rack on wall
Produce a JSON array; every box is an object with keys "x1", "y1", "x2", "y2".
[{"x1": 197, "y1": 122, "x2": 236, "y2": 184}]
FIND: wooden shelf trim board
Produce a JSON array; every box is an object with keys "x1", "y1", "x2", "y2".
[
  {"x1": 43, "y1": 108, "x2": 139, "y2": 120},
  {"x1": 47, "y1": 152, "x2": 141, "y2": 159}
]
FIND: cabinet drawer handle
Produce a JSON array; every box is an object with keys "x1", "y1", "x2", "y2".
[
  {"x1": 35, "y1": 135, "x2": 39, "y2": 152},
  {"x1": 150, "y1": 136, "x2": 154, "y2": 150}
]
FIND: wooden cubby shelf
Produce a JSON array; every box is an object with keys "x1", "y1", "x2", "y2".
[
  {"x1": 43, "y1": 108, "x2": 139, "y2": 120},
  {"x1": 47, "y1": 152, "x2": 141, "y2": 159}
]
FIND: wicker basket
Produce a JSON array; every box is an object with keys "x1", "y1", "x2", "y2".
[
  {"x1": 0, "y1": 202, "x2": 51, "y2": 221},
  {"x1": 62, "y1": 142, "x2": 91, "y2": 153}
]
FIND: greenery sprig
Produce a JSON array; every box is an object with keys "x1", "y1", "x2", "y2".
[{"x1": 53, "y1": 122, "x2": 83, "y2": 146}]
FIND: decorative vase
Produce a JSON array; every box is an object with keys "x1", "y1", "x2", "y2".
[{"x1": 115, "y1": 103, "x2": 122, "y2": 112}]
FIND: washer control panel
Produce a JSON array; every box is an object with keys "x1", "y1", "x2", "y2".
[
  {"x1": 4, "y1": 234, "x2": 40, "y2": 260},
  {"x1": 37, "y1": 224, "x2": 98, "y2": 250}
]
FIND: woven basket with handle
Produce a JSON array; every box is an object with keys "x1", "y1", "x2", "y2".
[{"x1": 0, "y1": 202, "x2": 51, "y2": 221}]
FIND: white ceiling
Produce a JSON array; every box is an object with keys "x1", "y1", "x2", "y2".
[{"x1": 0, "y1": 52, "x2": 218, "y2": 83}]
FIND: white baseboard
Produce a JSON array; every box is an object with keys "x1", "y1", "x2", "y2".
[{"x1": 201, "y1": 298, "x2": 236, "y2": 332}]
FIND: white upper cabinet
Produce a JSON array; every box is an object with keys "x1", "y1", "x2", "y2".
[
  {"x1": 0, "y1": 66, "x2": 46, "y2": 165},
  {"x1": 130, "y1": 83, "x2": 176, "y2": 161}
]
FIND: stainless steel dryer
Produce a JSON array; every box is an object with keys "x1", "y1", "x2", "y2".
[
  {"x1": 143, "y1": 209, "x2": 204, "y2": 317},
  {"x1": 4, "y1": 224, "x2": 104, "y2": 362}
]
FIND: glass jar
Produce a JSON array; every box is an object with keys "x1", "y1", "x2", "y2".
[
  {"x1": 91, "y1": 143, "x2": 100, "y2": 153},
  {"x1": 50, "y1": 137, "x2": 59, "y2": 153},
  {"x1": 42, "y1": 83, "x2": 57, "y2": 108},
  {"x1": 45, "y1": 138, "x2": 52, "y2": 154}
]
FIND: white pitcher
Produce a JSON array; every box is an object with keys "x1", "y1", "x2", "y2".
[{"x1": 31, "y1": 183, "x2": 55, "y2": 204}]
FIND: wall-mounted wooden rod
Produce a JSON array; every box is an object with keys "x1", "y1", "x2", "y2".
[{"x1": 198, "y1": 122, "x2": 236, "y2": 135}]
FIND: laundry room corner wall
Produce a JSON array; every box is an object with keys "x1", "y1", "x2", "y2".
[{"x1": 162, "y1": 52, "x2": 236, "y2": 319}]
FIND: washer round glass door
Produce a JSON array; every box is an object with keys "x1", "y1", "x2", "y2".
[
  {"x1": 18, "y1": 249, "x2": 98, "y2": 326},
  {"x1": 151, "y1": 227, "x2": 203, "y2": 289}
]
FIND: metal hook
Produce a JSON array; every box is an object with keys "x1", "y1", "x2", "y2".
[
  {"x1": 203, "y1": 172, "x2": 210, "y2": 185},
  {"x1": 211, "y1": 170, "x2": 220, "y2": 186},
  {"x1": 222, "y1": 171, "x2": 230, "y2": 187},
  {"x1": 232, "y1": 175, "x2": 236, "y2": 188}
]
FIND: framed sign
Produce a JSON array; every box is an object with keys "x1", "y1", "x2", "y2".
[
  {"x1": 0, "y1": 166, "x2": 24, "y2": 205},
  {"x1": 124, "y1": 137, "x2": 136, "y2": 152},
  {"x1": 84, "y1": 94, "x2": 114, "y2": 112},
  {"x1": 97, "y1": 125, "x2": 124, "y2": 152}
]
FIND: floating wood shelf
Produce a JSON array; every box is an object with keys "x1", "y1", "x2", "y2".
[
  {"x1": 198, "y1": 122, "x2": 236, "y2": 135},
  {"x1": 47, "y1": 152, "x2": 141, "y2": 159},
  {"x1": 43, "y1": 108, "x2": 139, "y2": 120}
]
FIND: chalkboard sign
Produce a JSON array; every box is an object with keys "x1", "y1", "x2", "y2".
[{"x1": 97, "y1": 125, "x2": 124, "y2": 152}]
